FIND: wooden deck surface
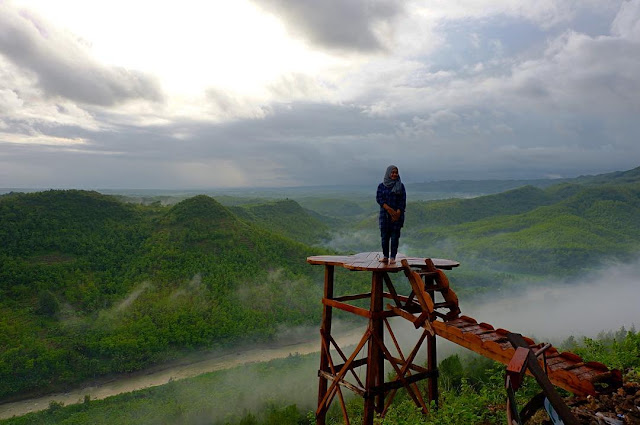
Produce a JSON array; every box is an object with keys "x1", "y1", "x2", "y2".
[{"x1": 307, "y1": 251, "x2": 460, "y2": 271}]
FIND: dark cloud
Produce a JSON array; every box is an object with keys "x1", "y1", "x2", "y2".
[
  {"x1": 0, "y1": 5, "x2": 163, "y2": 106},
  {"x1": 3, "y1": 98, "x2": 640, "y2": 189},
  {"x1": 249, "y1": 0, "x2": 405, "y2": 52}
]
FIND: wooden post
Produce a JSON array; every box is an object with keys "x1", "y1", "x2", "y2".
[
  {"x1": 424, "y1": 271, "x2": 438, "y2": 407},
  {"x1": 507, "y1": 333, "x2": 579, "y2": 425},
  {"x1": 363, "y1": 271, "x2": 385, "y2": 424},
  {"x1": 317, "y1": 265, "x2": 334, "y2": 425},
  {"x1": 427, "y1": 333, "x2": 438, "y2": 406}
]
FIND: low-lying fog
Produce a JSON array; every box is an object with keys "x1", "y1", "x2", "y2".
[
  {"x1": 384, "y1": 258, "x2": 639, "y2": 364},
  {"x1": 463, "y1": 259, "x2": 639, "y2": 342}
]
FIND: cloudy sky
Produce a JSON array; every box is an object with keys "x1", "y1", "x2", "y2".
[{"x1": 1, "y1": 0, "x2": 639, "y2": 189}]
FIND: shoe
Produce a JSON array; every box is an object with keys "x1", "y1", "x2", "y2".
[
  {"x1": 389, "y1": 258, "x2": 396, "y2": 264},
  {"x1": 379, "y1": 257, "x2": 388, "y2": 263}
]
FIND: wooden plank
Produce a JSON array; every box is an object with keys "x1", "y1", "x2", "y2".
[
  {"x1": 326, "y1": 332, "x2": 365, "y2": 389},
  {"x1": 333, "y1": 357, "x2": 368, "y2": 373},
  {"x1": 321, "y1": 334, "x2": 351, "y2": 425},
  {"x1": 307, "y1": 255, "x2": 351, "y2": 265},
  {"x1": 334, "y1": 293, "x2": 371, "y2": 302},
  {"x1": 318, "y1": 370, "x2": 366, "y2": 396},
  {"x1": 323, "y1": 298, "x2": 371, "y2": 318},
  {"x1": 375, "y1": 370, "x2": 438, "y2": 392},
  {"x1": 507, "y1": 333, "x2": 579, "y2": 425},
  {"x1": 506, "y1": 347, "x2": 530, "y2": 390},
  {"x1": 387, "y1": 356, "x2": 429, "y2": 374}
]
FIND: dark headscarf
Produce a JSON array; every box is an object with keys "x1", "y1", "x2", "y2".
[{"x1": 383, "y1": 165, "x2": 402, "y2": 194}]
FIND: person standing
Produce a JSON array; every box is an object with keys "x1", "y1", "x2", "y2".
[{"x1": 376, "y1": 165, "x2": 406, "y2": 264}]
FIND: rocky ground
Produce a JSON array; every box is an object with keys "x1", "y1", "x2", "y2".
[{"x1": 567, "y1": 380, "x2": 640, "y2": 425}]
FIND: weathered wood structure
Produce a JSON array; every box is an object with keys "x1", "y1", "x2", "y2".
[{"x1": 307, "y1": 251, "x2": 622, "y2": 425}]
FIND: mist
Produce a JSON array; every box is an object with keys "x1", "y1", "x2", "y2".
[
  {"x1": 461, "y1": 259, "x2": 640, "y2": 343},
  {"x1": 322, "y1": 227, "x2": 638, "y2": 343}
]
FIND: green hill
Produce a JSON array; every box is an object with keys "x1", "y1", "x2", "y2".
[
  {"x1": 0, "y1": 191, "x2": 332, "y2": 400},
  {"x1": 406, "y1": 182, "x2": 640, "y2": 275},
  {"x1": 406, "y1": 165, "x2": 640, "y2": 195},
  {"x1": 406, "y1": 185, "x2": 565, "y2": 228},
  {"x1": 230, "y1": 199, "x2": 330, "y2": 245},
  {"x1": 573, "y1": 165, "x2": 640, "y2": 186}
]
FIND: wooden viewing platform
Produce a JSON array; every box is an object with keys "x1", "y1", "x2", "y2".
[{"x1": 307, "y1": 252, "x2": 622, "y2": 425}]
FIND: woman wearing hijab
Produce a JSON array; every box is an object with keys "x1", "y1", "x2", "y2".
[{"x1": 376, "y1": 165, "x2": 406, "y2": 264}]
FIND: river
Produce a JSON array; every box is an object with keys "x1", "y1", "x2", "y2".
[{"x1": 0, "y1": 327, "x2": 365, "y2": 420}]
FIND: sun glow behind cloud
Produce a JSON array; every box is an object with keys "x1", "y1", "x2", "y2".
[{"x1": 12, "y1": 0, "x2": 341, "y2": 99}]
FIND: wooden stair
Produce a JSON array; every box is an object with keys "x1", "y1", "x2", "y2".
[
  {"x1": 431, "y1": 315, "x2": 622, "y2": 396},
  {"x1": 392, "y1": 259, "x2": 623, "y2": 397}
]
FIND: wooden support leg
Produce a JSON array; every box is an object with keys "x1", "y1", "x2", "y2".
[
  {"x1": 317, "y1": 265, "x2": 334, "y2": 425},
  {"x1": 363, "y1": 271, "x2": 384, "y2": 425},
  {"x1": 427, "y1": 333, "x2": 438, "y2": 407},
  {"x1": 507, "y1": 333, "x2": 579, "y2": 425}
]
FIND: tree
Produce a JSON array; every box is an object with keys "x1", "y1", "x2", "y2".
[{"x1": 37, "y1": 290, "x2": 60, "y2": 318}]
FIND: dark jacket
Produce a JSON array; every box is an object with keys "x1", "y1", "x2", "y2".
[{"x1": 376, "y1": 182, "x2": 406, "y2": 230}]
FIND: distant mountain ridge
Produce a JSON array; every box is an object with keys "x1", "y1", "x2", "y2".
[
  {"x1": 407, "y1": 165, "x2": 640, "y2": 195},
  {"x1": 403, "y1": 171, "x2": 640, "y2": 275}
]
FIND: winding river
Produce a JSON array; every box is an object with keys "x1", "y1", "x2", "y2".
[{"x1": 0, "y1": 327, "x2": 365, "y2": 420}]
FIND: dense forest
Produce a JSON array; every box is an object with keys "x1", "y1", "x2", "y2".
[
  {"x1": 0, "y1": 191, "x2": 365, "y2": 399},
  {"x1": 1, "y1": 166, "x2": 639, "y2": 423}
]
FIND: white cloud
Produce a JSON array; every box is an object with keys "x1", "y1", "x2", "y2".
[
  {"x1": 612, "y1": 0, "x2": 640, "y2": 40},
  {"x1": 0, "y1": 3, "x2": 163, "y2": 106},
  {"x1": 0, "y1": 132, "x2": 87, "y2": 147}
]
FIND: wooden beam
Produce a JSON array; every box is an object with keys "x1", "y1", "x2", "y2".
[
  {"x1": 318, "y1": 370, "x2": 366, "y2": 396},
  {"x1": 322, "y1": 298, "x2": 371, "y2": 318},
  {"x1": 507, "y1": 333, "x2": 579, "y2": 425}
]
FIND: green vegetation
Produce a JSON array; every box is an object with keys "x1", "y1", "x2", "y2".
[
  {"x1": 230, "y1": 199, "x2": 330, "y2": 245},
  {"x1": 404, "y1": 182, "x2": 640, "y2": 276},
  {"x1": 0, "y1": 191, "x2": 355, "y2": 400},
  {"x1": 0, "y1": 353, "x2": 319, "y2": 425},
  {"x1": 2, "y1": 166, "x2": 640, "y2": 422},
  {"x1": 2, "y1": 327, "x2": 636, "y2": 425}
]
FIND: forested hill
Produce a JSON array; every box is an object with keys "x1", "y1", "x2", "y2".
[
  {"x1": 404, "y1": 179, "x2": 640, "y2": 275},
  {"x1": 571, "y1": 164, "x2": 640, "y2": 186},
  {"x1": 0, "y1": 190, "x2": 337, "y2": 401},
  {"x1": 406, "y1": 165, "x2": 640, "y2": 195},
  {"x1": 229, "y1": 199, "x2": 330, "y2": 245}
]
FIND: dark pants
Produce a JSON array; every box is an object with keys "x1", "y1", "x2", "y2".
[{"x1": 380, "y1": 227, "x2": 401, "y2": 259}]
